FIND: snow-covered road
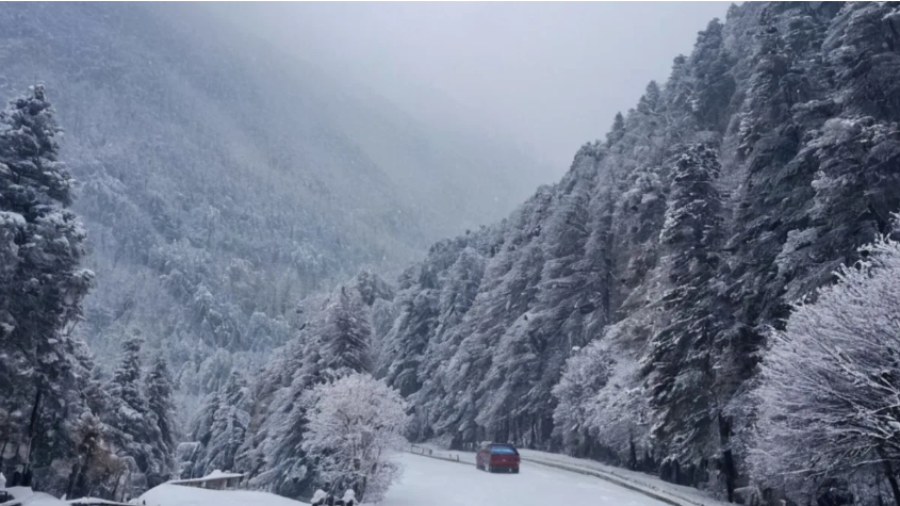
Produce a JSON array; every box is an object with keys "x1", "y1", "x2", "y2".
[{"x1": 381, "y1": 453, "x2": 671, "y2": 506}]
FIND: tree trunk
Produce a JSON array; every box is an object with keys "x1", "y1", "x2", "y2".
[
  {"x1": 629, "y1": 437, "x2": 638, "y2": 471},
  {"x1": 111, "y1": 471, "x2": 122, "y2": 501},
  {"x1": 717, "y1": 414, "x2": 736, "y2": 503},
  {"x1": 66, "y1": 463, "x2": 81, "y2": 498},
  {"x1": 879, "y1": 450, "x2": 900, "y2": 506},
  {"x1": 25, "y1": 388, "x2": 42, "y2": 466},
  {"x1": 73, "y1": 447, "x2": 95, "y2": 498}
]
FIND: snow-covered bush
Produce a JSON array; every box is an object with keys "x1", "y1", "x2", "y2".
[
  {"x1": 751, "y1": 235, "x2": 900, "y2": 504},
  {"x1": 301, "y1": 373, "x2": 409, "y2": 503}
]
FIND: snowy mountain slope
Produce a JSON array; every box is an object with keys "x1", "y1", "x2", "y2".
[
  {"x1": 0, "y1": 1, "x2": 548, "y2": 423},
  {"x1": 374, "y1": 1, "x2": 900, "y2": 504}
]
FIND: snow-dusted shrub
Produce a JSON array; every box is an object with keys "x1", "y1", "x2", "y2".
[{"x1": 301, "y1": 373, "x2": 409, "y2": 503}]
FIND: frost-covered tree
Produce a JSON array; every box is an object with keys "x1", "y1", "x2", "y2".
[
  {"x1": 145, "y1": 357, "x2": 176, "y2": 466},
  {"x1": 204, "y1": 372, "x2": 251, "y2": 474},
  {"x1": 110, "y1": 338, "x2": 146, "y2": 414},
  {"x1": 106, "y1": 337, "x2": 172, "y2": 490},
  {"x1": 301, "y1": 373, "x2": 408, "y2": 503},
  {"x1": 606, "y1": 112, "x2": 625, "y2": 147},
  {"x1": 235, "y1": 276, "x2": 394, "y2": 500},
  {"x1": 751, "y1": 235, "x2": 900, "y2": 506},
  {"x1": 552, "y1": 341, "x2": 611, "y2": 457}
]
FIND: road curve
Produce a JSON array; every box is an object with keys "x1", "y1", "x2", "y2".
[{"x1": 381, "y1": 452, "x2": 671, "y2": 506}]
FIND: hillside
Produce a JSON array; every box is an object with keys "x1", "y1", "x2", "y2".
[
  {"x1": 370, "y1": 1, "x2": 900, "y2": 503},
  {"x1": 0, "y1": 3, "x2": 547, "y2": 406}
]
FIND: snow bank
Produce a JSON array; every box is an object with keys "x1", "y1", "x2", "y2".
[
  {"x1": 168, "y1": 469, "x2": 245, "y2": 485},
  {"x1": 68, "y1": 498, "x2": 133, "y2": 505},
  {"x1": 518, "y1": 450, "x2": 731, "y2": 506},
  {"x1": 139, "y1": 484, "x2": 309, "y2": 506},
  {"x1": 408, "y1": 444, "x2": 469, "y2": 465}
]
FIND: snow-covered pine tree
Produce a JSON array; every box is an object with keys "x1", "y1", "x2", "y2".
[
  {"x1": 109, "y1": 338, "x2": 146, "y2": 415},
  {"x1": 380, "y1": 269, "x2": 439, "y2": 397},
  {"x1": 0, "y1": 84, "x2": 93, "y2": 491},
  {"x1": 642, "y1": 143, "x2": 724, "y2": 486},
  {"x1": 606, "y1": 112, "x2": 625, "y2": 147},
  {"x1": 323, "y1": 286, "x2": 373, "y2": 375},
  {"x1": 202, "y1": 371, "x2": 251, "y2": 474},
  {"x1": 235, "y1": 279, "x2": 385, "y2": 501},
  {"x1": 379, "y1": 239, "x2": 489, "y2": 441},
  {"x1": 181, "y1": 390, "x2": 221, "y2": 479},
  {"x1": 687, "y1": 19, "x2": 735, "y2": 132},
  {"x1": 105, "y1": 336, "x2": 171, "y2": 491},
  {"x1": 145, "y1": 356, "x2": 176, "y2": 474}
]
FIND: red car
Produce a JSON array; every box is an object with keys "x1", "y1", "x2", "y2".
[{"x1": 476, "y1": 442, "x2": 520, "y2": 473}]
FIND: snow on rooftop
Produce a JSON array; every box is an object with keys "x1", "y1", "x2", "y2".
[
  {"x1": 167, "y1": 469, "x2": 245, "y2": 484},
  {"x1": 205, "y1": 470, "x2": 241, "y2": 479},
  {"x1": 66, "y1": 498, "x2": 133, "y2": 505},
  {"x1": 3, "y1": 487, "x2": 67, "y2": 506},
  {"x1": 139, "y1": 483, "x2": 309, "y2": 506}
]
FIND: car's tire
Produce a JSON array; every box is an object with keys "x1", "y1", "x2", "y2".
[
  {"x1": 513, "y1": 467, "x2": 520, "y2": 474},
  {"x1": 486, "y1": 464, "x2": 493, "y2": 473}
]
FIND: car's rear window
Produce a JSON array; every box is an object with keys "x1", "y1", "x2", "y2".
[{"x1": 491, "y1": 445, "x2": 518, "y2": 455}]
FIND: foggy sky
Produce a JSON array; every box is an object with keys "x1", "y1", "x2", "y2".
[{"x1": 211, "y1": 2, "x2": 733, "y2": 178}]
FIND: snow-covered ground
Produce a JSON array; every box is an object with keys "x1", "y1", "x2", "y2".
[
  {"x1": 381, "y1": 452, "x2": 670, "y2": 506},
  {"x1": 139, "y1": 484, "x2": 309, "y2": 506},
  {"x1": 2, "y1": 487, "x2": 67, "y2": 506},
  {"x1": 2, "y1": 450, "x2": 727, "y2": 506}
]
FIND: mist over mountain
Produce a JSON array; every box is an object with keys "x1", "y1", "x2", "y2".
[{"x1": 0, "y1": 2, "x2": 548, "y2": 409}]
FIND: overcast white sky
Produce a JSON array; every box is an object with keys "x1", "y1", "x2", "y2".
[{"x1": 213, "y1": 2, "x2": 733, "y2": 175}]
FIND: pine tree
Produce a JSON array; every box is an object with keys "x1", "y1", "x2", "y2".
[
  {"x1": 0, "y1": 85, "x2": 93, "y2": 490},
  {"x1": 106, "y1": 336, "x2": 172, "y2": 490},
  {"x1": 110, "y1": 338, "x2": 146, "y2": 414},
  {"x1": 643, "y1": 144, "x2": 724, "y2": 478},
  {"x1": 204, "y1": 372, "x2": 250, "y2": 473},
  {"x1": 606, "y1": 112, "x2": 625, "y2": 146},
  {"x1": 688, "y1": 18, "x2": 735, "y2": 131},
  {"x1": 145, "y1": 356, "x2": 176, "y2": 467},
  {"x1": 322, "y1": 286, "x2": 372, "y2": 374}
]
